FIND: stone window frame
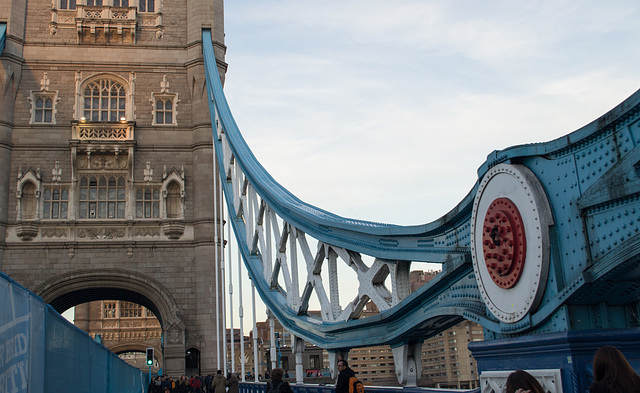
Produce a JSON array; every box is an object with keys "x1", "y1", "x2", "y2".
[
  {"x1": 103, "y1": 301, "x2": 117, "y2": 318},
  {"x1": 135, "y1": 186, "x2": 161, "y2": 219},
  {"x1": 120, "y1": 301, "x2": 142, "y2": 318},
  {"x1": 56, "y1": 0, "x2": 77, "y2": 9},
  {"x1": 28, "y1": 73, "x2": 60, "y2": 125},
  {"x1": 150, "y1": 75, "x2": 179, "y2": 126},
  {"x1": 42, "y1": 185, "x2": 70, "y2": 220},
  {"x1": 77, "y1": 174, "x2": 127, "y2": 220},
  {"x1": 76, "y1": 72, "x2": 135, "y2": 122}
]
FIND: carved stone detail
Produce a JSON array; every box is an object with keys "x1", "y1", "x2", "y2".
[
  {"x1": 77, "y1": 227, "x2": 126, "y2": 239},
  {"x1": 16, "y1": 223, "x2": 39, "y2": 241},
  {"x1": 162, "y1": 222, "x2": 184, "y2": 239},
  {"x1": 135, "y1": 227, "x2": 161, "y2": 237},
  {"x1": 41, "y1": 227, "x2": 68, "y2": 238}
]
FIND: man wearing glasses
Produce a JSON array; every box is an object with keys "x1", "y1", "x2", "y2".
[{"x1": 336, "y1": 359, "x2": 356, "y2": 393}]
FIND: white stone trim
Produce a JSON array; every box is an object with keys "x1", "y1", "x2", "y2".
[{"x1": 480, "y1": 369, "x2": 562, "y2": 393}]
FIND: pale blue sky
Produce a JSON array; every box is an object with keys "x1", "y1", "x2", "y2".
[{"x1": 223, "y1": 0, "x2": 640, "y2": 226}]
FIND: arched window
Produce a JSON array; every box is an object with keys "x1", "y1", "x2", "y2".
[
  {"x1": 21, "y1": 182, "x2": 37, "y2": 220},
  {"x1": 166, "y1": 182, "x2": 181, "y2": 219},
  {"x1": 83, "y1": 79, "x2": 126, "y2": 122}
]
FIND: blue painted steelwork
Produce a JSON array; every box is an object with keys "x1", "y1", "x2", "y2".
[
  {"x1": 203, "y1": 25, "x2": 640, "y2": 352},
  {"x1": 0, "y1": 23, "x2": 6, "y2": 55}
]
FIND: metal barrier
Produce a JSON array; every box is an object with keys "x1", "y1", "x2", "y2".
[{"x1": 0, "y1": 271, "x2": 146, "y2": 393}]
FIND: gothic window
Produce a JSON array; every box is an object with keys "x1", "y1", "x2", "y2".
[
  {"x1": 59, "y1": 0, "x2": 76, "y2": 9},
  {"x1": 42, "y1": 187, "x2": 69, "y2": 219},
  {"x1": 21, "y1": 182, "x2": 38, "y2": 220},
  {"x1": 151, "y1": 76, "x2": 179, "y2": 125},
  {"x1": 166, "y1": 181, "x2": 181, "y2": 219},
  {"x1": 78, "y1": 175, "x2": 126, "y2": 219},
  {"x1": 139, "y1": 0, "x2": 154, "y2": 12},
  {"x1": 120, "y1": 302, "x2": 142, "y2": 318},
  {"x1": 103, "y1": 302, "x2": 117, "y2": 318},
  {"x1": 113, "y1": 0, "x2": 128, "y2": 6},
  {"x1": 136, "y1": 187, "x2": 160, "y2": 218},
  {"x1": 155, "y1": 98, "x2": 173, "y2": 124},
  {"x1": 29, "y1": 73, "x2": 59, "y2": 124},
  {"x1": 34, "y1": 96, "x2": 53, "y2": 123},
  {"x1": 86, "y1": 0, "x2": 103, "y2": 5},
  {"x1": 83, "y1": 79, "x2": 126, "y2": 122}
]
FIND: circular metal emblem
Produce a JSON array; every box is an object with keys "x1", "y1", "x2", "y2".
[
  {"x1": 482, "y1": 197, "x2": 526, "y2": 289},
  {"x1": 471, "y1": 164, "x2": 552, "y2": 323}
]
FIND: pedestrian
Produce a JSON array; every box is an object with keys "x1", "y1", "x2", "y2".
[
  {"x1": 266, "y1": 368, "x2": 293, "y2": 393},
  {"x1": 191, "y1": 374, "x2": 203, "y2": 393},
  {"x1": 227, "y1": 373, "x2": 240, "y2": 393},
  {"x1": 590, "y1": 345, "x2": 640, "y2": 393},
  {"x1": 212, "y1": 370, "x2": 227, "y2": 393},
  {"x1": 505, "y1": 370, "x2": 545, "y2": 393},
  {"x1": 335, "y1": 360, "x2": 356, "y2": 393},
  {"x1": 176, "y1": 375, "x2": 189, "y2": 393}
]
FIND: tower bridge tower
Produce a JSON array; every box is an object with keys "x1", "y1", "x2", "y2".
[{"x1": 0, "y1": 0, "x2": 226, "y2": 376}]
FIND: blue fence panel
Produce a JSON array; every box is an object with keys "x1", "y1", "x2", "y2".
[{"x1": 0, "y1": 271, "x2": 145, "y2": 393}]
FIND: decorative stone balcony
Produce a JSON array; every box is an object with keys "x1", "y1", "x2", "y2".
[
  {"x1": 70, "y1": 120, "x2": 136, "y2": 160},
  {"x1": 50, "y1": 5, "x2": 163, "y2": 43},
  {"x1": 72, "y1": 120, "x2": 134, "y2": 141}
]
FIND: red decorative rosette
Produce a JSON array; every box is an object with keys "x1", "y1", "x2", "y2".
[{"x1": 482, "y1": 197, "x2": 526, "y2": 289}]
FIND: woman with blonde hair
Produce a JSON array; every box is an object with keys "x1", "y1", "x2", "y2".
[{"x1": 590, "y1": 345, "x2": 640, "y2": 393}]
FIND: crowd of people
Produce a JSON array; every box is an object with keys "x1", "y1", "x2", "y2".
[{"x1": 147, "y1": 370, "x2": 240, "y2": 393}]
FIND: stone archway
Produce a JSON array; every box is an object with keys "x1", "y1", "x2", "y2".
[{"x1": 34, "y1": 268, "x2": 186, "y2": 376}]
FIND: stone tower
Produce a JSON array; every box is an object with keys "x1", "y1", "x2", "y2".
[{"x1": 0, "y1": 0, "x2": 226, "y2": 376}]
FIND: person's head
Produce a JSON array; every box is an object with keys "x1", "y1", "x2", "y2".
[
  {"x1": 337, "y1": 359, "x2": 349, "y2": 372},
  {"x1": 216, "y1": 370, "x2": 222, "y2": 375},
  {"x1": 271, "y1": 368, "x2": 285, "y2": 380},
  {"x1": 505, "y1": 370, "x2": 545, "y2": 393},
  {"x1": 593, "y1": 345, "x2": 640, "y2": 391}
]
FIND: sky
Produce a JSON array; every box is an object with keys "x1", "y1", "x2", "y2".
[{"x1": 219, "y1": 1, "x2": 640, "y2": 334}]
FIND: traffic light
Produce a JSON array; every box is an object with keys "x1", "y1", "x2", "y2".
[{"x1": 146, "y1": 348, "x2": 154, "y2": 366}]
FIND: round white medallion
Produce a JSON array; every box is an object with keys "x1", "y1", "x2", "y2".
[{"x1": 470, "y1": 163, "x2": 553, "y2": 323}]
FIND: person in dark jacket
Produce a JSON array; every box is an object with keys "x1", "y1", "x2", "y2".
[
  {"x1": 589, "y1": 345, "x2": 640, "y2": 393},
  {"x1": 227, "y1": 373, "x2": 240, "y2": 393},
  {"x1": 266, "y1": 368, "x2": 293, "y2": 393},
  {"x1": 212, "y1": 370, "x2": 227, "y2": 393},
  {"x1": 335, "y1": 360, "x2": 356, "y2": 393}
]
